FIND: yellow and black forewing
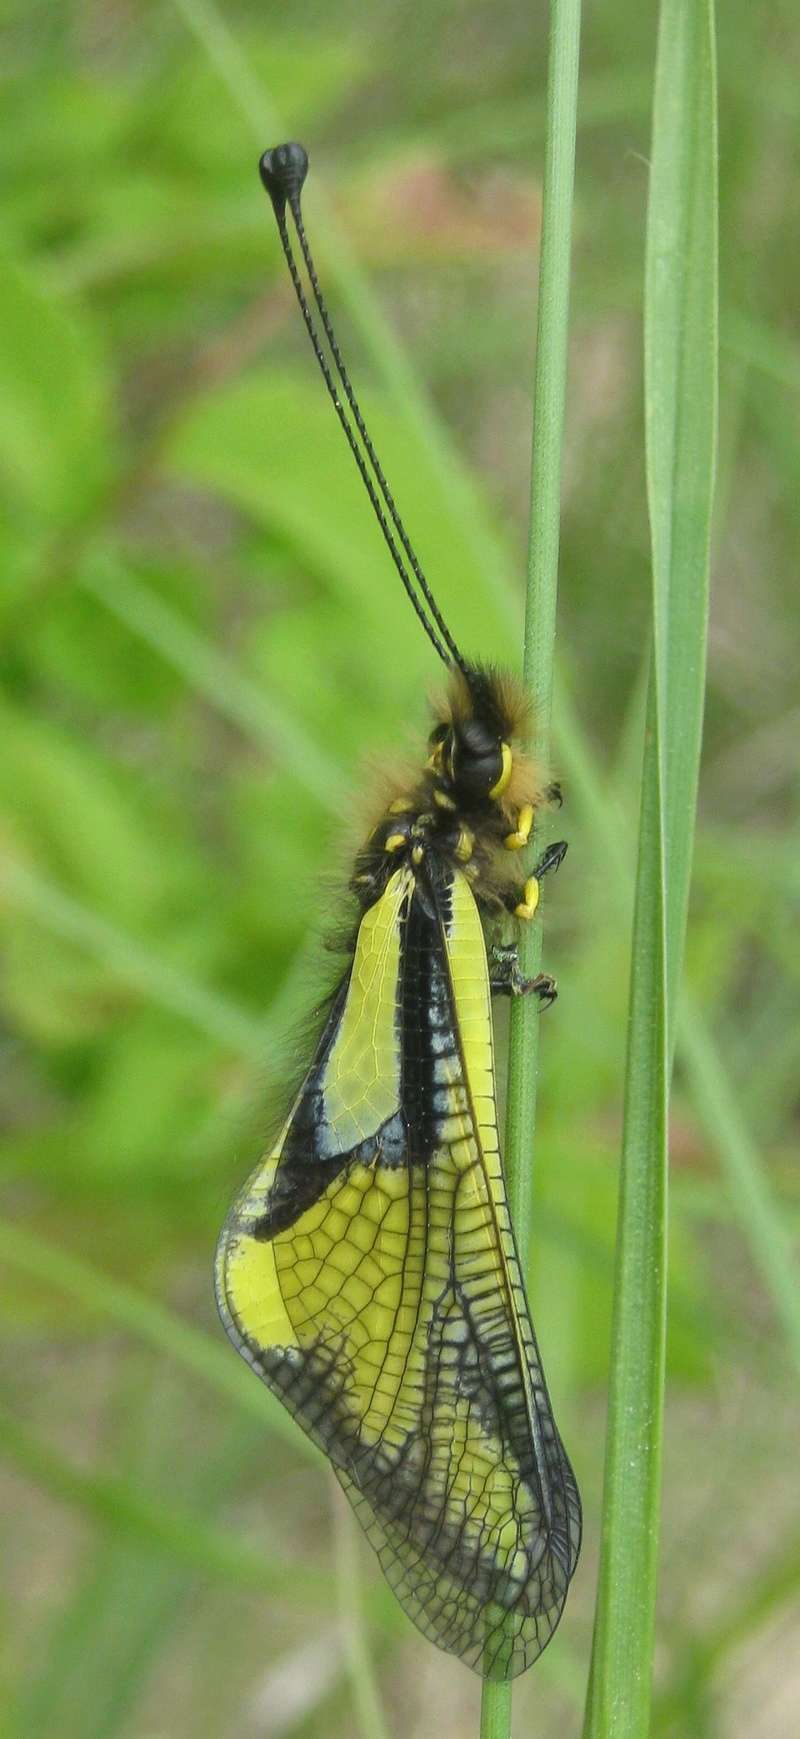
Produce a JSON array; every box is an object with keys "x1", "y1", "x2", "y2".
[{"x1": 215, "y1": 860, "x2": 580, "y2": 1679}]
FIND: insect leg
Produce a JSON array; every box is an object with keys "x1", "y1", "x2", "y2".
[
  {"x1": 489, "y1": 943, "x2": 558, "y2": 1004},
  {"x1": 508, "y1": 839, "x2": 567, "y2": 920},
  {"x1": 504, "y1": 780, "x2": 564, "y2": 850},
  {"x1": 533, "y1": 838, "x2": 568, "y2": 879},
  {"x1": 503, "y1": 802, "x2": 534, "y2": 850}
]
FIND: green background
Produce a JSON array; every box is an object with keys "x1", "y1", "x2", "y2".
[{"x1": 1, "y1": 2, "x2": 797, "y2": 1736}]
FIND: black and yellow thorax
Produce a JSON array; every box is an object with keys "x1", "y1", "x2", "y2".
[{"x1": 351, "y1": 664, "x2": 555, "y2": 925}]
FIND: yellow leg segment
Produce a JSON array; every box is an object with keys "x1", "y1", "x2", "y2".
[
  {"x1": 504, "y1": 803, "x2": 534, "y2": 851},
  {"x1": 514, "y1": 876, "x2": 540, "y2": 921}
]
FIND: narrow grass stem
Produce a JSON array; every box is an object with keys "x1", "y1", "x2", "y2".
[
  {"x1": 552, "y1": 673, "x2": 800, "y2": 1375},
  {"x1": 481, "y1": 0, "x2": 582, "y2": 1724},
  {"x1": 503, "y1": 0, "x2": 582, "y2": 1265},
  {"x1": 583, "y1": 3, "x2": 718, "y2": 1733},
  {"x1": 582, "y1": 678, "x2": 669, "y2": 1735}
]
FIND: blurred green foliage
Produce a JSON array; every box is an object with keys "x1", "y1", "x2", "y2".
[{"x1": 1, "y1": 2, "x2": 798, "y2": 1736}]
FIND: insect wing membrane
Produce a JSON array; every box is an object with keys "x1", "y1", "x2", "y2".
[{"x1": 215, "y1": 862, "x2": 580, "y2": 1678}]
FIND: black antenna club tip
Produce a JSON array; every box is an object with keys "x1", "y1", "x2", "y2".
[{"x1": 259, "y1": 142, "x2": 309, "y2": 213}]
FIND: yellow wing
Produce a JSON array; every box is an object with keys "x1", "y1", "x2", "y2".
[{"x1": 215, "y1": 861, "x2": 580, "y2": 1678}]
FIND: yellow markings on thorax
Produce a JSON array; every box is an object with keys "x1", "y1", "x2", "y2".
[{"x1": 489, "y1": 740, "x2": 513, "y2": 798}]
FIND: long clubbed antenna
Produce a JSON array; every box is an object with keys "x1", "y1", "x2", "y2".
[{"x1": 259, "y1": 141, "x2": 469, "y2": 675}]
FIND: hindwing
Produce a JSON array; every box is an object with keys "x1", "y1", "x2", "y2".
[{"x1": 215, "y1": 861, "x2": 580, "y2": 1678}]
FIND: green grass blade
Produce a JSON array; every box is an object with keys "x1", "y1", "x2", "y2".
[
  {"x1": 504, "y1": 0, "x2": 583, "y2": 1255},
  {"x1": 552, "y1": 674, "x2": 800, "y2": 1376},
  {"x1": 582, "y1": 691, "x2": 668, "y2": 1736},
  {"x1": 583, "y1": 2, "x2": 718, "y2": 1732},
  {"x1": 645, "y1": 2, "x2": 718, "y2": 1038},
  {"x1": 481, "y1": 0, "x2": 582, "y2": 1717}
]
